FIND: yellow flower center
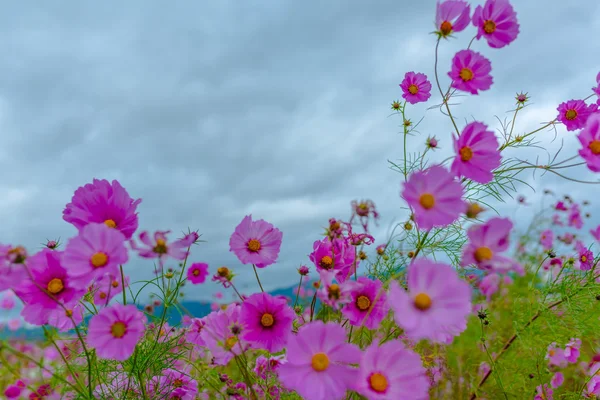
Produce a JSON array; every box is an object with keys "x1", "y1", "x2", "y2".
[
  {"x1": 414, "y1": 292, "x2": 432, "y2": 311},
  {"x1": 459, "y1": 68, "x2": 474, "y2": 82},
  {"x1": 311, "y1": 353, "x2": 329, "y2": 372},
  {"x1": 320, "y1": 255, "x2": 333, "y2": 269},
  {"x1": 419, "y1": 193, "x2": 435, "y2": 209},
  {"x1": 90, "y1": 252, "x2": 108, "y2": 268},
  {"x1": 460, "y1": 146, "x2": 473, "y2": 161},
  {"x1": 549, "y1": 350, "x2": 555, "y2": 356},
  {"x1": 7, "y1": 246, "x2": 26, "y2": 263},
  {"x1": 474, "y1": 246, "x2": 493, "y2": 262},
  {"x1": 356, "y1": 295, "x2": 371, "y2": 311},
  {"x1": 260, "y1": 313, "x2": 274, "y2": 328},
  {"x1": 111, "y1": 321, "x2": 127, "y2": 338},
  {"x1": 483, "y1": 20, "x2": 496, "y2": 34},
  {"x1": 565, "y1": 109, "x2": 578, "y2": 120},
  {"x1": 440, "y1": 20, "x2": 453, "y2": 36},
  {"x1": 173, "y1": 379, "x2": 183, "y2": 388},
  {"x1": 408, "y1": 84, "x2": 419, "y2": 95},
  {"x1": 153, "y1": 239, "x2": 168, "y2": 254},
  {"x1": 65, "y1": 309, "x2": 73, "y2": 317},
  {"x1": 581, "y1": 255, "x2": 587, "y2": 262},
  {"x1": 369, "y1": 373, "x2": 389, "y2": 393},
  {"x1": 111, "y1": 280, "x2": 119, "y2": 288},
  {"x1": 217, "y1": 266, "x2": 230, "y2": 277},
  {"x1": 104, "y1": 219, "x2": 117, "y2": 228},
  {"x1": 225, "y1": 336, "x2": 238, "y2": 350},
  {"x1": 193, "y1": 269, "x2": 200, "y2": 276},
  {"x1": 247, "y1": 239, "x2": 261, "y2": 252},
  {"x1": 589, "y1": 140, "x2": 600, "y2": 155},
  {"x1": 328, "y1": 284, "x2": 340, "y2": 299},
  {"x1": 47, "y1": 278, "x2": 64, "y2": 295},
  {"x1": 99, "y1": 292, "x2": 107, "y2": 299}
]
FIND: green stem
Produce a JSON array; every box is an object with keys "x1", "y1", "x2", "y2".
[
  {"x1": 252, "y1": 264, "x2": 265, "y2": 292},
  {"x1": 120, "y1": 264, "x2": 127, "y2": 305}
]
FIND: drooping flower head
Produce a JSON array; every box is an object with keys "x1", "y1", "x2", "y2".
[
  {"x1": 451, "y1": 121, "x2": 501, "y2": 183},
  {"x1": 399, "y1": 72, "x2": 432, "y2": 104},
  {"x1": 87, "y1": 303, "x2": 146, "y2": 361},
  {"x1": 472, "y1": 0, "x2": 519, "y2": 48},
  {"x1": 540, "y1": 229, "x2": 554, "y2": 250},
  {"x1": 63, "y1": 179, "x2": 141, "y2": 240},
  {"x1": 557, "y1": 99, "x2": 598, "y2": 132},
  {"x1": 342, "y1": 277, "x2": 389, "y2": 330},
  {"x1": 461, "y1": 217, "x2": 522, "y2": 273},
  {"x1": 187, "y1": 262, "x2": 209, "y2": 285},
  {"x1": 240, "y1": 292, "x2": 294, "y2": 353},
  {"x1": 355, "y1": 340, "x2": 430, "y2": 400},
  {"x1": 309, "y1": 237, "x2": 356, "y2": 282},
  {"x1": 435, "y1": 0, "x2": 471, "y2": 37},
  {"x1": 577, "y1": 112, "x2": 600, "y2": 172},
  {"x1": 0, "y1": 244, "x2": 28, "y2": 292},
  {"x1": 14, "y1": 249, "x2": 86, "y2": 326},
  {"x1": 229, "y1": 215, "x2": 283, "y2": 268},
  {"x1": 62, "y1": 223, "x2": 129, "y2": 286},
  {"x1": 130, "y1": 230, "x2": 189, "y2": 261},
  {"x1": 401, "y1": 165, "x2": 466, "y2": 230},
  {"x1": 277, "y1": 321, "x2": 361, "y2": 400},
  {"x1": 448, "y1": 50, "x2": 493, "y2": 95},
  {"x1": 388, "y1": 259, "x2": 472, "y2": 343}
]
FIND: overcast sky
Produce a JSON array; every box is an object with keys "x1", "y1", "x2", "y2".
[{"x1": 1, "y1": 1, "x2": 599, "y2": 308}]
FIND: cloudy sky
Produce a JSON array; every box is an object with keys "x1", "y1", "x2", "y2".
[{"x1": 1, "y1": 1, "x2": 599, "y2": 306}]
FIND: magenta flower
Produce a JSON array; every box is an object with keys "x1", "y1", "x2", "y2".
[
  {"x1": 229, "y1": 215, "x2": 283, "y2": 268},
  {"x1": 591, "y1": 225, "x2": 600, "y2": 242},
  {"x1": 555, "y1": 201, "x2": 568, "y2": 211},
  {"x1": 185, "y1": 318, "x2": 207, "y2": 347},
  {"x1": 62, "y1": 223, "x2": 128, "y2": 286},
  {"x1": 399, "y1": 72, "x2": 432, "y2": 104},
  {"x1": 187, "y1": 262, "x2": 209, "y2": 285},
  {"x1": 388, "y1": 259, "x2": 471, "y2": 343},
  {"x1": 316, "y1": 270, "x2": 357, "y2": 310},
  {"x1": 540, "y1": 229, "x2": 554, "y2": 250},
  {"x1": 130, "y1": 230, "x2": 189, "y2": 261},
  {"x1": 63, "y1": 179, "x2": 141, "y2": 240},
  {"x1": 341, "y1": 277, "x2": 389, "y2": 329},
  {"x1": 472, "y1": 0, "x2": 519, "y2": 48},
  {"x1": 46, "y1": 303, "x2": 84, "y2": 332},
  {"x1": 594, "y1": 71, "x2": 600, "y2": 103},
  {"x1": 240, "y1": 292, "x2": 294, "y2": 353},
  {"x1": 87, "y1": 303, "x2": 146, "y2": 361},
  {"x1": 14, "y1": 249, "x2": 86, "y2": 326},
  {"x1": 91, "y1": 274, "x2": 129, "y2": 308},
  {"x1": 355, "y1": 340, "x2": 429, "y2": 399},
  {"x1": 568, "y1": 205, "x2": 584, "y2": 229},
  {"x1": 448, "y1": 50, "x2": 493, "y2": 95},
  {"x1": 461, "y1": 217, "x2": 522, "y2": 273},
  {"x1": 435, "y1": 0, "x2": 471, "y2": 37},
  {"x1": 200, "y1": 305, "x2": 249, "y2": 365},
  {"x1": 576, "y1": 242, "x2": 594, "y2": 271},
  {"x1": 577, "y1": 112, "x2": 600, "y2": 172},
  {"x1": 151, "y1": 368, "x2": 198, "y2": 400},
  {"x1": 557, "y1": 99, "x2": 598, "y2": 132},
  {"x1": 309, "y1": 237, "x2": 356, "y2": 282},
  {"x1": 0, "y1": 244, "x2": 28, "y2": 292},
  {"x1": 546, "y1": 342, "x2": 567, "y2": 368},
  {"x1": 451, "y1": 121, "x2": 501, "y2": 183},
  {"x1": 535, "y1": 384, "x2": 554, "y2": 400},
  {"x1": 277, "y1": 321, "x2": 361, "y2": 400},
  {"x1": 551, "y1": 372, "x2": 564, "y2": 389},
  {"x1": 479, "y1": 273, "x2": 500, "y2": 302},
  {"x1": 564, "y1": 338, "x2": 581, "y2": 363},
  {"x1": 401, "y1": 165, "x2": 466, "y2": 230}
]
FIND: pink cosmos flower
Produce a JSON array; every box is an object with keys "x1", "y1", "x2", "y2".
[
  {"x1": 551, "y1": 214, "x2": 563, "y2": 226},
  {"x1": 388, "y1": 259, "x2": 471, "y2": 343},
  {"x1": 229, "y1": 215, "x2": 283, "y2": 268},
  {"x1": 316, "y1": 270, "x2": 357, "y2": 310},
  {"x1": 594, "y1": 71, "x2": 600, "y2": 103},
  {"x1": 150, "y1": 368, "x2": 198, "y2": 400},
  {"x1": 399, "y1": 72, "x2": 432, "y2": 104},
  {"x1": 342, "y1": 277, "x2": 389, "y2": 330},
  {"x1": 587, "y1": 375, "x2": 600, "y2": 397},
  {"x1": 130, "y1": 230, "x2": 190, "y2": 261},
  {"x1": 401, "y1": 165, "x2": 466, "y2": 230},
  {"x1": 354, "y1": 340, "x2": 429, "y2": 399},
  {"x1": 277, "y1": 321, "x2": 361, "y2": 400},
  {"x1": 90, "y1": 274, "x2": 129, "y2": 308},
  {"x1": 564, "y1": 338, "x2": 581, "y2": 363},
  {"x1": 62, "y1": 223, "x2": 128, "y2": 286},
  {"x1": 557, "y1": 99, "x2": 598, "y2": 132},
  {"x1": 535, "y1": 384, "x2": 553, "y2": 400},
  {"x1": 555, "y1": 201, "x2": 568, "y2": 211},
  {"x1": 87, "y1": 303, "x2": 146, "y2": 361},
  {"x1": 546, "y1": 342, "x2": 567, "y2": 368},
  {"x1": 479, "y1": 273, "x2": 500, "y2": 302},
  {"x1": 187, "y1": 262, "x2": 209, "y2": 284},
  {"x1": 14, "y1": 249, "x2": 86, "y2": 326},
  {"x1": 551, "y1": 372, "x2": 564, "y2": 389},
  {"x1": 185, "y1": 318, "x2": 206, "y2": 347},
  {"x1": 435, "y1": 0, "x2": 470, "y2": 37},
  {"x1": 577, "y1": 112, "x2": 600, "y2": 172},
  {"x1": 576, "y1": 242, "x2": 594, "y2": 271},
  {"x1": 0, "y1": 244, "x2": 28, "y2": 292},
  {"x1": 591, "y1": 225, "x2": 600, "y2": 242},
  {"x1": 309, "y1": 237, "x2": 356, "y2": 282},
  {"x1": 0, "y1": 291, "x2": 16, "y2": 310},
  {"x1": 451, "y1": 121, "x2": 501, "y2": 183},
  {"x1": 461, "y1": 218, "x2": 522, "y2": 273},
  {"x1": 46, "y1": 303, "x2": 85, "y2": 332},
  {"x1": 540, "y1": 229, "x2": 554, "y2": 250},
  {"x1": 472, "y1": 0, "x2": 519, "y2": 49},
  {"x1": 200, "y1": 305, "x2": 249, "y2": 365},
  {"x1": 63, "y1": 179, "x2": 142, "y2": 240},
  {"x1": 568, "y1": 205, "x2": 584, "y2": 229},
  {"x1": 254, "y1": 355, "x2": 286, "y2": 380},
  {"x1": 240, "y1": 292, "x2": 294, "y2": 353},
  {"x1": 448, "y1": 50, "x2": 493, "y2": 95}
]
